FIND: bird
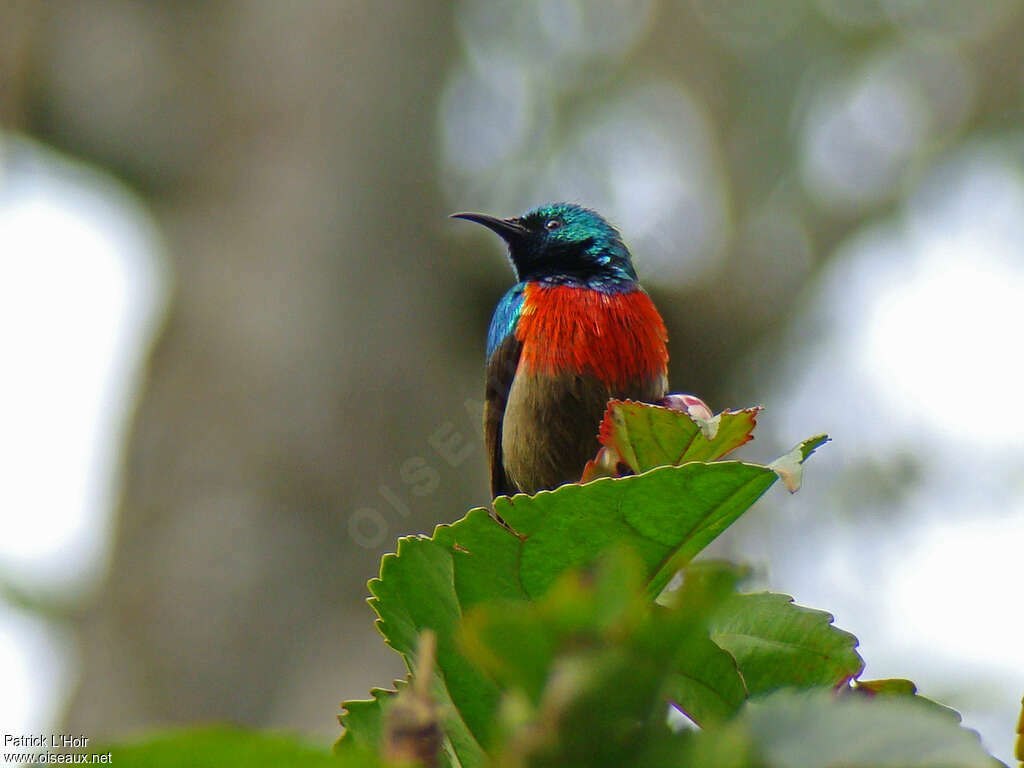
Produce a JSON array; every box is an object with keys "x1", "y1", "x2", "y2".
[{"x1": 452, "y1": 203, "x2": 669, "y2": 498}]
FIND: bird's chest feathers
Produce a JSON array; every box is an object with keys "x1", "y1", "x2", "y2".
[{"x1": 515, "y1": 282, "x2": 668, "y2": 388}]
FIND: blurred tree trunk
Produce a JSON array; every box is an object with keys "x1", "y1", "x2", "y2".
[{"x1": 21, "y1": 0, "x2": 470, "y2": 739}]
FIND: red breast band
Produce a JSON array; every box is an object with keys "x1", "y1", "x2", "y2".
[{"x1": 515, "y1": 282, "x2": 668, "y2": 388}]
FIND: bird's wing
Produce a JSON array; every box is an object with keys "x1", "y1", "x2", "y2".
[
  {"x1": 484, "y1": 284, "x2": 525, "y2": 498},
  {"x1": 485, "y1": 336, "x2": 522, "y2": 497}
]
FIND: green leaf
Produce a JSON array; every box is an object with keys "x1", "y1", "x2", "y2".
[
  {"x1": 498, "y1": 461, "x2": 779, "y2": 600},
  {"x1": 458, "y1": 600, "x2": 556, "y2": 705},
  {"x1": 615, "y1": 401, "x2": 761, "y2": 468},
  {"x1": 370, "y1": 534, "x2": 495, "y2": 767},
  {"x1": 679, "y1": 690, "x2": 995, "y2": 767},
  {"x1": 460, "y1": 551, "x2": 748, "y2": 767},
  {"x1": 661, "y1": 562, "x2": 749, "y2": 726},
  {"x1": 457, "y1": 550, "x2": 670, "y2": 766},
  {"x1": 740, "y1": 689, "x2": 995, "y2": 768},
  {"x1": 355, "y1": 409, "x2": 826, "y2": 762},
  {"x1": 104, "y1": 728, "x2": 357, "y2": 767},
  {"x1": 676, "y1": 720, "x2": 756, "y2": 768},
  {"x1": 665, "y1": 634, "x2": 748, "y2": 725},
  {"x1": 339, "y1": 680, "x2": 458, "y2": 768},
  {"x1": 364, "y1": 462, "x2": 785, "y2": 760},
  {"x1": 337, "y1": 687, "x2": 393, "y2": 754},
  {"x1": 847, "y1": 678, "x2": 965, "y2": 723},
  {"x1": 709, "y1": 592, "x2": 864, "y2": 695},
  {"x1": 582, "y1": 400, "x2": 761, "y2": 481},
  {"x1": 456, "y1": 547, "x2": 653, "y2": 706}
]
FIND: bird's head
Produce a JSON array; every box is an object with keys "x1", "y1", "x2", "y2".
[{"x1": 452, "y1": 202, "x2": 638, "y2": 284}]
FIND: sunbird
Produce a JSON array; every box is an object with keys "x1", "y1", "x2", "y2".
[{"x1": 453, "y1": 203, "x2": 669, "y2": 497}]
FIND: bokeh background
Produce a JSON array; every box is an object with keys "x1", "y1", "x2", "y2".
[{"x1": 2, "y1": 0, "x2": 1022, "y2": 762}]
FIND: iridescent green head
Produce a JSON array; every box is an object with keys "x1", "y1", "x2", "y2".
[{"x1": 452, "y1": 202, "x2": 638, "y2": 285}]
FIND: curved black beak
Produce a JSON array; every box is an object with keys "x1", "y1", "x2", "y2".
[{"x1": 451, "y1": 212, "x2": 527, "y2": 245}]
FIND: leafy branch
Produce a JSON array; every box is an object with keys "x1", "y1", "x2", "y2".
[
  {"x1": 93, "y1": 400, "x2": 1007, "y2": 767},
  {"x1": 334, "y1": 400, "x2": 999, "y2": 767}
]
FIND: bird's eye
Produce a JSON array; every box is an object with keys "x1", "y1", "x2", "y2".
[{"x1": 545, "y1": 219, "x2": 563, "y2": 231}]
